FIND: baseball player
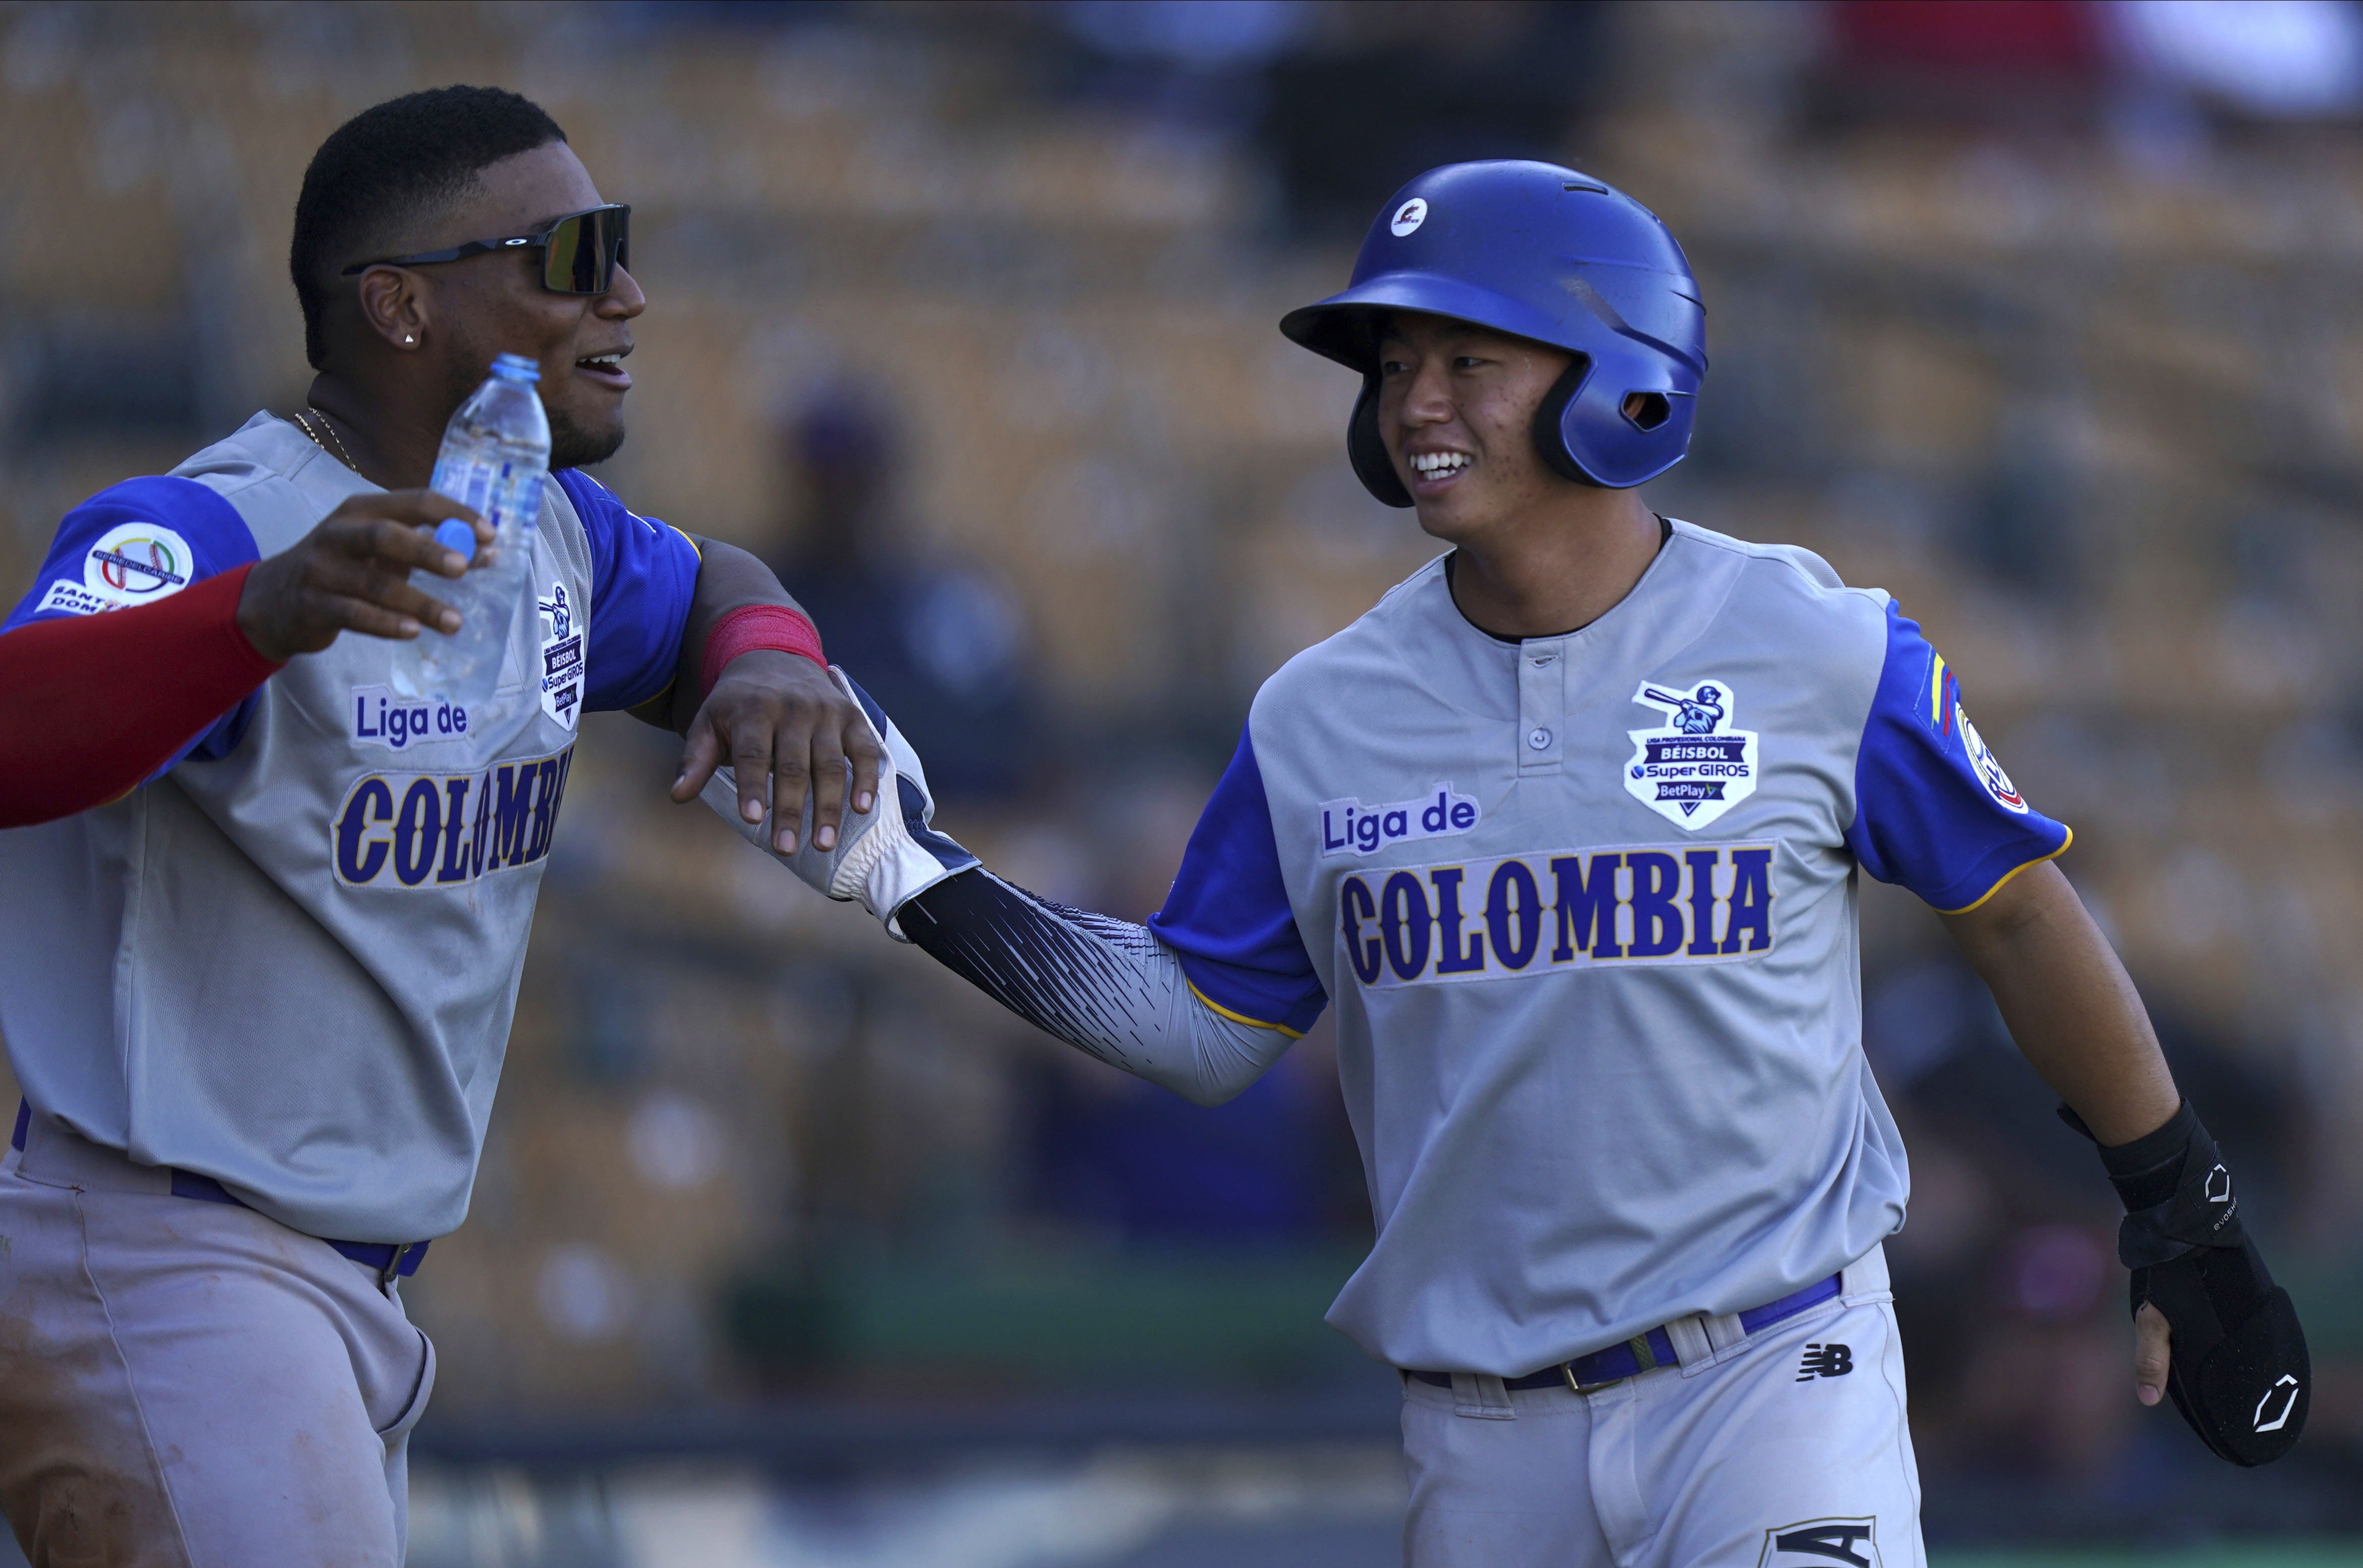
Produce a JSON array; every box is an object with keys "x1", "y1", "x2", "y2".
[
  {"x1": 0, "y1": 86, "x2": 882, "y2": 1566},
  {"x1": 737, "y1": 161, "x2": 2310, "y2": 1565}
]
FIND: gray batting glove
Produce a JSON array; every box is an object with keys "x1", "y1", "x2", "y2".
[{"x1": 700, "y1": 666, "x2": 979, "y2": 939}]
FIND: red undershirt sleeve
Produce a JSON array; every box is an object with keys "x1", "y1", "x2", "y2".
[{"x1": 0, "y1": 562, "x2": 285, "y2": 829}]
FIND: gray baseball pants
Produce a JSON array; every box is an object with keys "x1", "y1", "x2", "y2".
[
  {"x1": 1400, "y1": 1247, "x2": 1926, "y2": 1568},
  {"x1": 0, "y1": 1116, "x2": 433, "y2": 1567}
]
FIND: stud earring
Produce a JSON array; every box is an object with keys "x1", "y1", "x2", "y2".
[{"x1": 403, "y1": 335, "x2": 416, "y2": 346}]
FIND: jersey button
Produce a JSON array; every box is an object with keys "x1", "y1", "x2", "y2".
[{"x1": 1527, "y1": 727, "x2": 1552, "y2": 750}]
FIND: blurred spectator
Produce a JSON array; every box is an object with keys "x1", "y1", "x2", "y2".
[
  {"x1": 1253, "y1": 1, "x2": 1605, "y2": 237},
  {"x1": 1063, "y1": 0, "x2": 1306, "y2": 69},
  {"x1": 1024, "y1": 1054, "x2": 1333, "y2": 1244},
  {"x1": 1834, "y1": 0, "x2": 2100, "y2": 75},
  {"x1": 1818, "y1": 0, "x2": 2363, "y2": 137},
  {"x1": 1050, "y1": 0, "x2": 1310, "y2": 133},
  {"x1": 1812, "y1": 0, "x2": 2103, "y2": 129},
  {"x1": 2105, "y1": 0, "x2": 2363, "y2": 120},
  {"x1": 1864, "y1": 945, "x2": 2314, "y2": 1477},
  {"x1": 1865, "y1": 951, "x2": 2300, "y2": 1221},
  {"x1": 1014, "y1": 763, "x2": 1362, "y2": 1249},
  {"x1": 1965, "y1": 395, "x2": 2091, "y2": 604},
  {"x1": 1037, "y1": 0, "x2": 1604, "y2": 227},
  {"x1": 768, "y1": 382, "x2": 1039, "y2": 803}
]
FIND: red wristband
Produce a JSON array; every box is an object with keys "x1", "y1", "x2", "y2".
[{"x1": 699, "y1": 603, "x2": 826, "y2": 698}]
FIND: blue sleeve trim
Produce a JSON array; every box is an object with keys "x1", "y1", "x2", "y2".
[
  {"x1": 1845, "y1": 601, "x2": 2070, "y2": 912},
  {"x1": 556, "y1": 469, "x2": 701, "y2": 712},
  {"x1": 5, "y1": 476, "x2": 265, "y2": 774},
  {"x1": 1149, "y1": 724, "x2": 1327, "y2": 1036}
]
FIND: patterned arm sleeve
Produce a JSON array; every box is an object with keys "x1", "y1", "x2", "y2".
[{"x1": 898, "y1": 869, "x2": 1294, "y2": 1106}]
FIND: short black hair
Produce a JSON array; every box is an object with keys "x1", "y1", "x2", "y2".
[{"x1": 290, "y1": 85, "x2": 566, "y2": 370}]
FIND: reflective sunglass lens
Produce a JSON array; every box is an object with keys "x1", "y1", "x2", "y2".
[
  {"x1": 558, "y1": 215, "x2": 595, "y2": 293},
  {"x1": 543, "y1": 209, "x2": 627, "y2": 294}
]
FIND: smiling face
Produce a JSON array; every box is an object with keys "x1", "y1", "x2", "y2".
[
  {"x1": 402, "y1": 141, "x2": 643, "y2": 468},
  {"x1": 1376, "y1": 312, "x2": 1576, "y2": 546}
]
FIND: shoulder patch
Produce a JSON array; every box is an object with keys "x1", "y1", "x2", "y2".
[
  {"x1": 81, "y1": 522, "x2": 194, "y2": 608},
  {"x1": 1957, "y1": 703, "x2": 2027, "y2": 814},
  {"x1": 1924, "y1": 649, "x2": 2027, "y2": 815}
]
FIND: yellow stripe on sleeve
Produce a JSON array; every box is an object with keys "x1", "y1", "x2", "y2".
[
  {"x1": 1931, "y1": 826, "x2": 2073, "y2": 916},
  {"x1": 1184, "y1": 977, "x2": 1305, "y2": 1040}
]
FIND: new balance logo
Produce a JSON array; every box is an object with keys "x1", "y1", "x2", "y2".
[
  {"x1": 1795, "y1": 1342, "x2": 1853, "y2": 1381},
  {"x1": 1761, "y1": 1518, "x2": 1878, "y2": 1567}
]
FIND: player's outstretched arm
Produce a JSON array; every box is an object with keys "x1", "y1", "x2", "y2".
[
  {"x1": 0, "y1": 568, "x2": 282, "y2": 827},
  {"x1": 1938, "y1": 862, "x2": 2177, "y2": 1144},
  {"x1": 699, "y1": 680, "x2": 1294, "y2": 1106},
  {"x1": 0, "y1": 489, "x2": 489, "y2": 828},
  {"x1": 894, "y1": 868, "x2": 1294, "y2": 1106},
  {"x1": 1942, "y1": 861, "x2": 2311, "y2": 1466},
  {"x1": 643, "y1": 536, "x2": 885, "y2": 858}
]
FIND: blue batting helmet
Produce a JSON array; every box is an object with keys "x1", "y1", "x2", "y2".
[{"x1": 1279, "y1": 160, "x2": 1707, "y2": 503}]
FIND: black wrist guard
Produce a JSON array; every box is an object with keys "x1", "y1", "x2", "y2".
[{"x1": 2061, "y1": 1100, "x2": 2309, "y2": 1466}]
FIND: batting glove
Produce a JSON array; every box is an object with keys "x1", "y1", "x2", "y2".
[{"x1": 700, "y1": 666, "x2": 979, "y2": 939}]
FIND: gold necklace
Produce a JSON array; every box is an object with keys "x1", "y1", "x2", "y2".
[{"x1": 292, "y1": 408, "x2": 362, "y2": 475}]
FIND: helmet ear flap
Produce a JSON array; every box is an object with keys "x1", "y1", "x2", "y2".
[
  {"x1": 1348, "y1": 375, "x2": 1413, "y2": 508},
  {"x1": 1531, "y1": 356, "x2": 1602, "y2": 488}
]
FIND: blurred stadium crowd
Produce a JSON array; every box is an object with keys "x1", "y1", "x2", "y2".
[{"x1": 7, "y1": 0, "x2": 2363, "y2": 1554}]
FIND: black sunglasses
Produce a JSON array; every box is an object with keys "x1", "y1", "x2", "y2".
[{"x1": 342, "y1": 204, "x2": 631, "y2": 295}]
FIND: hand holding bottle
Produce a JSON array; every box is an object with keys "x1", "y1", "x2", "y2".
[{"x1": 235, "y1": 491, "x2": 490, "y2": 663}]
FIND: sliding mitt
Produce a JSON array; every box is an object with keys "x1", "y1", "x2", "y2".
[{"x1": 2063, "y1": 1099, "x2": 2307, "y2": 1466}]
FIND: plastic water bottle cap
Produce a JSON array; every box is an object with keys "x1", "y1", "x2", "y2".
[
  {"x1": 433, "y1": 519, "x2": 477, "y2": 561},
  {"x1": 489, "y1": 353, "x2": 541, "y2": 384}
]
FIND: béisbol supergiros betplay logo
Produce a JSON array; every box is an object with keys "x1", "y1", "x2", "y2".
[{"x1": 1625, "y1": 677, "x2": 1757, "y2": 830}]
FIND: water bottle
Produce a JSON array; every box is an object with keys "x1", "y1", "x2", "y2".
[{"x1": 386, "y1": 353, "x2": 551, "y2": 712}]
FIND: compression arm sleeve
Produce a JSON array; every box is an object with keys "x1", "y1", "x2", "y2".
[
  {"x1": 897, "y1": 867, "x2": 1296, "y2": 1107},
  {"x1": 0, "y1": 563, "x2": 282, "y2": 828}
]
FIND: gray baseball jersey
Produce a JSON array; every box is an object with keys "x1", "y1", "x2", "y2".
[
  {"x1": 1144, "y1": 520, "x2": 2067, "y2": 1375},
  {"x1": 0, "y1": 412, "x2": 699, "y2": 1242}
]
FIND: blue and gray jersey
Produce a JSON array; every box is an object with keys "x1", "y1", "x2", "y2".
[
  {"x1": 902, "y1": 519, "x2": 2066, "y2": 1376},
  {"x1": 0, "y1": 412, "x2": 700, "y2": 1242}
]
